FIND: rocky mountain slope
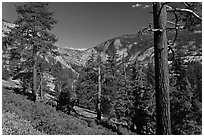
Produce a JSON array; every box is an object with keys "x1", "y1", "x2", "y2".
[
  {"x1": 59, "y1": 29, "x2": 201, "y2": 70},
  {"x1": 3, "y1": 20, "x2": 201, "y2": 73},
  {"x1": 58, "y1": 33, "x2": 154, "y2": 67}
]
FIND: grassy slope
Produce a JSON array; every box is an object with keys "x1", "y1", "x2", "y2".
[
  {"x1": 2, "y1": 110, "x2": 45, "y2": 135},
  {"x1": 2, "y1": 87, "x2": 118, "y2": 135}
]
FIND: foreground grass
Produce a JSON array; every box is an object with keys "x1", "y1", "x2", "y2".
[{"x1": 2, "y1": 87, "x2": 118, "y2": 135}]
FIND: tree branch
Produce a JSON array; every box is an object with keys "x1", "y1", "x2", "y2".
[
  {"x1": 167, "y1": 21, "x2": 184, "y2": 29},
  {"x1": 183, "y1": 2, "x2": 191, "y2": 8},
  {"x1": 167, "y1": 45, "x2": 175, "y2": 60},
  {"x1": 166, "y1": 5, "x2": 202, "y2": 21},
  {"x1": 138, "y1": 27, "x2": 163, "y2": 35},
  {"x1": 166, "y1": 8, "x2": 181, "y2": 60}
]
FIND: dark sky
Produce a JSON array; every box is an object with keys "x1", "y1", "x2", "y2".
[{"x1": 2, "y1": 2, "x2": 152, "y2": 49}]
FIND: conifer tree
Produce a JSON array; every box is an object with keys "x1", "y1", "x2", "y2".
[
  {"x1": 7, "y1": 2, "x2": 58, "y2": 101},
  {"x1": 126, "y1": 60, "x2": 155, "y2": 134},
  {"x1": 76, "y1": 52, "x2": 98, "y2": 110},
  {"x1": 104, "y1": 47, "x2": 120, "y2": 117},
  {"x1": 103, "y1": 46, "x2": 129, "y2": 120},
  {"x1": 170, "y1": 53, "x2": 201, "y2": 134},
  {"x1": 79, "y1": 52, "x2": 105, "y2": 119}
]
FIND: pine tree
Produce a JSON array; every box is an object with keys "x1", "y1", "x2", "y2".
[
  {"x1": 186, "y1": 61, "x2": 202, "y2": 102},
  {"x1": 7, "y1": 2, "x2": 58, "y2": 101},
  {"x1": 113, "y1": 52, "x2": 132, "y2": 122},
  {"x1": 126, "y1": 61, "x2": 155, "y2": 134},
  {"x1": 103, "y1": 47, "x2": 121, "y2": 118},
  {"x1": 170, "y1": 54, "x2": 201, "y2": 134},
  {"x1": 76, "y1": 51, "x2": 99, "y2": 110},
  {"x1": 51, "y1": 61, "x2": 78, "y2": 113},
  {"x1": 78, "y1": 52, "x2": 105, "y2": 119},
  {"x1": 2, "y1": 25, "x2": 23, "y2": 80}
]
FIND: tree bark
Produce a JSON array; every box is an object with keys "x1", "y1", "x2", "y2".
[
  {"x1": 153, "y1": 2, "x2": 171, "y2": 135},
  {"x1": 97, "y1": 64, "x2": 102, "y2": 120}
]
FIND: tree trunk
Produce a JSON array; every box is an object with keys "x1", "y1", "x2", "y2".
[
  {"x1": 153, "y1": 2, "x2": 171, "y2": 135},
  {"x1": 33, "y1": 54, "x2": 37, "y2": 102},
  {"x1": 33, "y1": 44, "x2": 37, "y2": 102},
  {"x1": 97, "y1": 64, "x2": 102, "y2": 120},
  {"x1": 122, "y1": 51, "x2": 127, "y2": 85},
  {"x1": 40, "y1": 73, "x2": 43, "y2": 99}
]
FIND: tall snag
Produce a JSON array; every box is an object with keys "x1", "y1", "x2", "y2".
[
  {"x1": 153, "y1": 2, "x2": 171, "y2": 135},
  {"x1": 97, "y1": 63, "x2": 102, "y2": 120}
]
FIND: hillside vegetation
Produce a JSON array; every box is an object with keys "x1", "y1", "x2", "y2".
[{"x1": 3, "y1": 86, "x2": 133, "y2": 135}]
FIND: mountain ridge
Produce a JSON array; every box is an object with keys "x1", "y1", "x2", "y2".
[
  {"x1": 2, "y1": 20, "x2": 202, "y2": 93},
  {"x1": 3, "y1": 20, "x2": 201, "y2": 71}
]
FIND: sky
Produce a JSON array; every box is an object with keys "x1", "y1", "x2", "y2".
[{"x1": 2, "y1": 2, "x2": 152, "y2": 49}]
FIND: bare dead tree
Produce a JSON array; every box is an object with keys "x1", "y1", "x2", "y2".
[{"x1": 97, "y1": 53, "x2": 102, "y2": 120}]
